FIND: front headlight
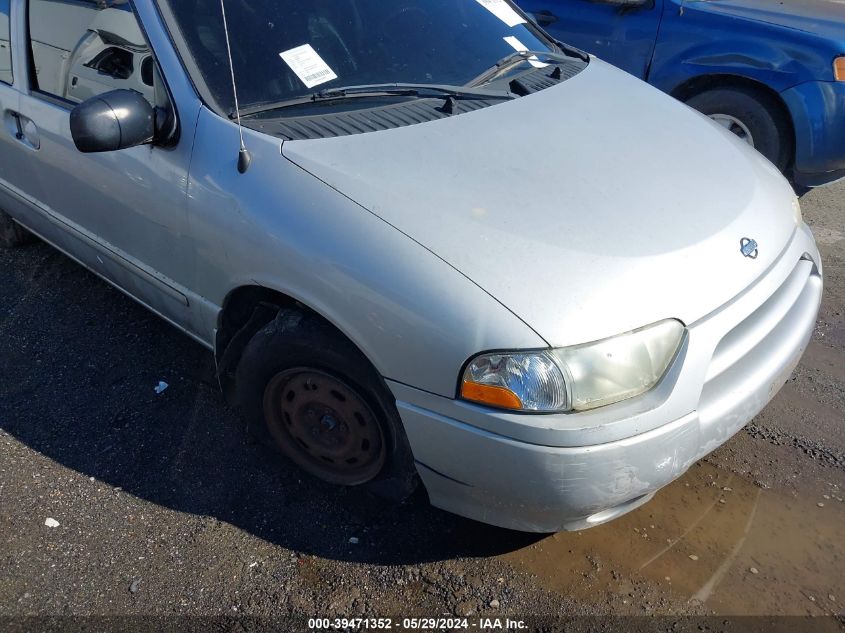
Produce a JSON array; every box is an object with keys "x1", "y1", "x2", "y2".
[
  {"x1": 460, "y1": 319, "x2": 685, "y2": 413},
  {"x1": 834, "y1": 56, "x2": 845, "y2": 82}
]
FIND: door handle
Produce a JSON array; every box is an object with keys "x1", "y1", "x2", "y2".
[
  {"x1": 7, "y1": 110, "x2": 24, "y2": 140},
  {"x1": 8, "y1": 111, "x2": 40, "y2": 150},
  {"x1": 533, "y1": 10, "x2": 559, "y2": 26}
]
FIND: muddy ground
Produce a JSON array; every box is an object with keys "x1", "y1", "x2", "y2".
[{"x1": 1, "y1": 181, "x2": 843, "y2": 632}]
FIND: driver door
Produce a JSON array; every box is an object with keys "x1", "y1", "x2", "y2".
[
  {"x1": 1, "y1": 0, "x2": 43, "y2": 220},
  {"x1": 16, "y1": 0, "x2": 195, "y2": 328},
  {"x1": 517, "y1": 0, "x2": 664, "y2": 79}
]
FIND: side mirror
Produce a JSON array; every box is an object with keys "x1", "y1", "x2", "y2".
[{"x1": 70, "y1": 89, "x2": 155, "y2": 153}]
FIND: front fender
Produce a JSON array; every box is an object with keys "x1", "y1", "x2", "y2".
[
  {"x1": 650, "y1": 1, "x2": 833, "y2": 94},
  {"x1": 186, "y1": 107, "x2": 547, "y2": 398},
  {"x1": 781, "y1": 80, "x2": 845, "y2": 183}
]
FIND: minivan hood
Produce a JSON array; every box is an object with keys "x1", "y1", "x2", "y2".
[
  {"x1": 283, "y1": 60, "x2": 799, "y2": 348},
  {"x1": 693, "y1": 0, "x2": 845, "y2": 42}
]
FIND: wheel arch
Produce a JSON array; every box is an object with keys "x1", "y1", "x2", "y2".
[
  {"x1": 214, "y1": 284, "x2": 382, "y2": 403},
  {"x1": 670, "y1": 73, "x2": 796, "y2": 167}
]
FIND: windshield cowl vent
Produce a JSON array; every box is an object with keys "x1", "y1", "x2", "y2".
[{"x1": 246, "y1": 63, "x2": 585, "y2": 141}]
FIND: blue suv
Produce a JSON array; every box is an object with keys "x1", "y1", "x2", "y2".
[{"x1": 516, "y1": 0, "x2": 845, "y2": 186}]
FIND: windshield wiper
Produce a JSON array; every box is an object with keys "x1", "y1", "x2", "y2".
[
  {"x1": 469, "y1": 49, "x2": 587, "y2": 88},
  {"x1": 235, "y1": 83, "x2": 514, "y2": 119}
]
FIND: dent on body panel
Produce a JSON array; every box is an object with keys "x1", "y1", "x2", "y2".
[
  {"x1": 403, "y1": 401, "x2": 701, "y2": 517},
  {"x1": 655, "y1": 8, "x2": 818, "y2": 93},
  {"x1": 536, "y1": 421, "x2": 698, "y2": 513}
]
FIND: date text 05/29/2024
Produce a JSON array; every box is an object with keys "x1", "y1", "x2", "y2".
[{"x1": 307, "y1": 617, "x2": 528, "y2": 630}]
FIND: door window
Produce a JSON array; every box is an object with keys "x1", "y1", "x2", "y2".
[
  {"x1": 0, "y1": 0, "x2": 12, "y2": 84},
  {"x1": 28, "y1": 0, "x2": 155, "y2": 104}
]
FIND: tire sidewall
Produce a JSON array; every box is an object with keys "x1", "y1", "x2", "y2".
[
  {"x1": 236, "y1": 310, "x2": 418, "y2": 501},
  {"x1": 686, "y1": 88, "x2": 790, "y2": 171}
]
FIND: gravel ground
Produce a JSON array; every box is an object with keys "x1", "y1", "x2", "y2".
[{"x1": 1, "y1": 181, "x2": 843, "y2": 632}]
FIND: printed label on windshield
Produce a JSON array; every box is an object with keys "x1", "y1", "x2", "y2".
[
  {"x1": 279, "y1": 44, "x2": 338, "y2": 89},
  {"x1": 475, "y1": 0, "x2": 527, "y2": 28},
  {"x1": 503, "y1": 36, "x2": 548, "y2": 68}
]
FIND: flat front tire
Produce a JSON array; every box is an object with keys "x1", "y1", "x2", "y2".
[{"x1": 235, "y1": 309, "x2": 418, "y2": 501}]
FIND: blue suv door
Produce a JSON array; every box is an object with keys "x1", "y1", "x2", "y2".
[{"x1": 516, "y1": 0, "x2": 664, "y2": 79}]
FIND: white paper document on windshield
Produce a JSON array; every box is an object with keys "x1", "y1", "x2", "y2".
[
  {"x1": 503, "y1": 36, "x2": 548, "y2": 68},
  {"x1": 280, "y1": 44, "x2": 338, "y2": 89},
  {"x1": 475, "y1": 0, "x2": 527, "y2": 28}
]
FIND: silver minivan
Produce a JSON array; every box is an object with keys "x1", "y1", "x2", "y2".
[{"x1": 0, "y1": 0, "x2": 822, "y2": 532}]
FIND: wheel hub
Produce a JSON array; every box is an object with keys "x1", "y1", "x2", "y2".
[
  {"x1": 262, "y1": 369, "x2": 386, "y2": 485},
  {"x1": 320, "y1": 414, "x2": 338, "y2": 431},
  {"x1": 708, "y1": 113, "x2": 755, "y2": 148}
]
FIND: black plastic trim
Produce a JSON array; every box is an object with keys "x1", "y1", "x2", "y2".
[
  {"x1": 246, "y1": 63, "x2": 586, "y2": 141},
  {"x1": 415, "y1": 461, "x2": 472, "y2": 487}
]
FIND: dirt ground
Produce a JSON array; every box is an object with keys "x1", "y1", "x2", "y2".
[{"x1": 1, "y1": 181, "x2": 843, "y2": 632}]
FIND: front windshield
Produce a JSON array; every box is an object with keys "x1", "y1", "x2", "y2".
[{"x1": 159, "y1": 0, "x2": 553, "y2": 114}]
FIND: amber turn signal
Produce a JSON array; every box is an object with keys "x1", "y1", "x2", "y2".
[
  {"x1": 461, "y1": 381, "x2": 523, "y2": 410},
  {"x1": 835, "y1": 57, "x2": 845, "y2": 82}
]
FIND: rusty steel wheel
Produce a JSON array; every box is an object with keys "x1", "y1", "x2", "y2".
[
  {"x1": 236, "y1": 310, "x2": 419, "y2": 500},
  {"x1": 262, "y1": 368, "x2": 387, "y2": 486}
]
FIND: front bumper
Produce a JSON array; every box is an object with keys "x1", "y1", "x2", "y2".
[
  {"x1": 390, "y1": 225, "x2": 822, "y2": 532},
  {"x1": 781, "y1": 80, "x2": 845, "y2": 187}
]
